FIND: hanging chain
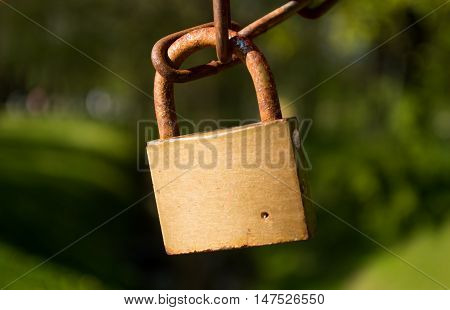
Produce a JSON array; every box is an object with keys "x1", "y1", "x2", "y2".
[
  {"x1": 152, "y1": 0, "x2": 337, "y2": 83},
  {"x1": 213, "y1": 0, "x2": 232, "y2": 63}
]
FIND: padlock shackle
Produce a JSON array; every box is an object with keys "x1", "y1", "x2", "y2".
[{"x1": 154, "y1": 27, "x2": 282, "y2": 139}]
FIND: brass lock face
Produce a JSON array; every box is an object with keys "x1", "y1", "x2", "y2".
[
  {"x1": 147, "y1": 117, "x2": 313, "y2": 254},
  {"x1": 148, "y1": 27, "x2": 313, "y2": 254}
]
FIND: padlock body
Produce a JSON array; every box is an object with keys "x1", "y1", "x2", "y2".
[{"x1": 147, "y1": 118, "x2": 313, "y2": 254}]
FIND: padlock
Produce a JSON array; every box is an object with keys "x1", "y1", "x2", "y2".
[{"x1": 147, "y1": 27, "x2": 314, "y2": 255}]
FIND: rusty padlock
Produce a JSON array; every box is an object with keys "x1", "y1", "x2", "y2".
[{"x1": 147, "y1": 27, "x2": 314, "y2": 254}]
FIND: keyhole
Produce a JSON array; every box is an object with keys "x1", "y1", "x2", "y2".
[{"x1": 261, "y1": 212, "x2": 269, "y2": 220}]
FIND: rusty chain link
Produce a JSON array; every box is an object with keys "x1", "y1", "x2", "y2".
[
  {"x1": 151, "y1": 0, "x2": 337, "y2": 138},
  {"x1": 154, "y1": 28, "x2": 282, "y2": 139},
  {"x1": 152, "y1": 0, "x2": 337, "y2": 83},
  {"x1": 213, "y1": 0, "x2": 232, "y2": 63}
]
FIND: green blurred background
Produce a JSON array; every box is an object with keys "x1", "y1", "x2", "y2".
[{"x1": 0, "y1": 0, "x2": 449, "y2": 289}]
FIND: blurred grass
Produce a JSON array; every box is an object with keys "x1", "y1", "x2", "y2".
[
  {"x1": 0, "y1": 112, "x2": 152, "y2": 289},
  {"x1": 0, "y1": 241, "x2": 103, "y2": 289},
  {"x1": 345, "y1": 218, "x2": 450, "y2": 289},
  {"x1": 0, "y1": 113, "x2": 134, "y2": 199}
]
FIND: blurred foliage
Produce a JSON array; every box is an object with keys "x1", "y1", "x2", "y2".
[
  {"x1": 0, "y1": 0, "x2": 449, "y2": 289},
  {"x1": 0, "y1": 241, "x2": 103, "y2": 289}
]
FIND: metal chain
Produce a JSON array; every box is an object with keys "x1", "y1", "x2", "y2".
[
  {"x1": 152, "y1": 0, "x2": 337, "y2": 83},
  {"x1": 213, "y1": 0, "x2": 232, "y2": 63},
  {"x1": 154, "y1": 28, "x2": 282, "y2": 139}
]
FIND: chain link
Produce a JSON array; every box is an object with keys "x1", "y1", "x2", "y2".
[
  {"x1": 152, "y1": 0, "x2": 337, "y2": 83},
  {"x1": 213, "y1": 0, "x2": 232, "y2": 63}
]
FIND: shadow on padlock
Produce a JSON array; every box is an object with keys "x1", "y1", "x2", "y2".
[{"x1": 147, "y1": 27, "x2": 315, "y2": 255}]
